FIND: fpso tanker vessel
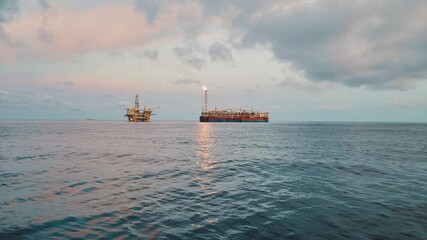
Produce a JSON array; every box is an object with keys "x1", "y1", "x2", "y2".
[
  {"x1": 200, "y1": 109, "x2": 269, "y2": 122},
  {"x1": 199, "y1": 86, "x2": 269, "y2": 122}
]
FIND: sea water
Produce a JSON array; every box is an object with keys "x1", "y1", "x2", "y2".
[{"x1": 0, "y1": 121, "x2": 426, "y2": 239}]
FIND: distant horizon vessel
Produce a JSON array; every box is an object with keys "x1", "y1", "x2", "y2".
[
  {"x1": 199, "y1": 86, "x2": 269, "y2": 122},
  {"x1": 125, "y1": 94, "x2": 153, "y2": 122}
]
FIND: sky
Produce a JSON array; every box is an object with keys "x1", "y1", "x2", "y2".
[{"x1": 0, "y1": 0, "x2": 426, "y2": 122}]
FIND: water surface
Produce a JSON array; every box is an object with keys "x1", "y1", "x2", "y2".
[{"x1": 1, "y1": 121, "x2": 426, "y2": 239}]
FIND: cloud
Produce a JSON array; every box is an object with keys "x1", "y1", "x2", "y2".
[
  {"x1": 138, "y1": 50, "x2": 159, "y2": 60},
  {"x1": 38, "y1": 27, "x2": 54, "y2": 42},
  {"x1": 1, "y1": 2, "x2": 203, "y2": 61},
  {"x1": 56, "y1": 80, "x2": 74, "y2": 86},
  {"x1": 134, "y1": 0, "x2": 163, "y2": 23},
  {"x1": 0, "y1": 0, "x2": 18, "y2": 22},
  {"x1": 109, "y1": 49, "x2": 124, "y2": 58},
  {"x1": 0, "y1": 89, "x2": 84, "y2": 113},
  {"x1": 384, "y1": 96, "x2": 427, "y2": 109},
  {"x1": 2, "y1": 0, "x2": 427, "y2": 92},
  {"x1": 174, "y1": 43, "x2": 207, "y2": 69},
  {"x1": 174, "y1": 46, "x2": 193, "y2": 58},
  {"x1": 320, "y1": 104, "x2": 351, "y2": 112},
  {"x1": 208, "y1": 42, "x2": 233, "y2": 62},
  {"x1": 173, "y1": 79, "x2": 201, "y2": 85},
  {"x1": 0, "y1": 89, "x2": 24, "y2": 104},
  {"x1": 133, "y1": 0, "x2": 204, "y2": 27},
  {"x1": 186, "y1": 57, "x2": 206, "y2": 70},
  {"x1": 278, "y1": 78, "x2": 323, "y2": 93},
  {"x1": 38, "y1": 0, "x2": 50, "y2": 11},
  {"x1": 221, "y1": 0, "x2": 427, "y2": 90},
  {"x1": 277, "y1": 63, "x2": 329, "y2": 92},
  {"x1": 36, "y1": 0, "x2": 54, "y2": 43},
  {"x1": 0, "y1": 0, "x2": 19, "y2": 45}
]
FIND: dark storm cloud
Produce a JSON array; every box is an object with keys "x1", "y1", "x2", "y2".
[
  {"x1": 196, "y1": 0, "x2": 427, "y2": 90},
  {"x1": 209, "y1": 43, "x2": 233, "y2": 62}
]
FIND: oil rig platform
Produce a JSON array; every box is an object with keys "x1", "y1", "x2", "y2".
[
  {"x1": 199, "y1": 86, "x2": 269, "y2": 122},
  {"x1": 125, "y1": 94, "x2": 153, "y2": 122}
]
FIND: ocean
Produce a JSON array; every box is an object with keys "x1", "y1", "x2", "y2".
[{"x1": 0, "y1": 121, "x2": 426, "y2": 239}]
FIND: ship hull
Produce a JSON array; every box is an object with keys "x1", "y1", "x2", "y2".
[{"x1": 200, "y1": 116, "x2": 269, "y2": 122}]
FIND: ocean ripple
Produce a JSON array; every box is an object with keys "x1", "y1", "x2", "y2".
[{"x1": 0, "y1": 121, "x2": 426, "y2": 239}]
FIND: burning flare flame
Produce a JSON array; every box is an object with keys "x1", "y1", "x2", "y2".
[{"x1": 202, "y1": 86, "x2": 207, "y2": 91}]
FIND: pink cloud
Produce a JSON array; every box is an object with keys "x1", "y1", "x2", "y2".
[{"x1": 1, "y1": 2, "x2": 203, "y2": 61}]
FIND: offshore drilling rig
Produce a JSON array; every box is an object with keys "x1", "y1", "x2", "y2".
[{"x1": 124, "y1": 94, "x2": 153, "y2": 122}]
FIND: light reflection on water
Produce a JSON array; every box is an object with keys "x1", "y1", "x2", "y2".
[
  {"x1": 197, "y1": 123, "x2": 216, "y2": 171},
  {"x1": 195, "y1": 123, "x2": 221, "y2": 197}
]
